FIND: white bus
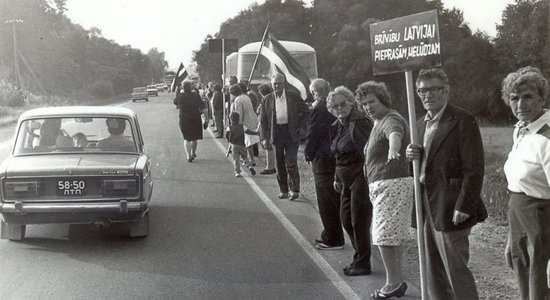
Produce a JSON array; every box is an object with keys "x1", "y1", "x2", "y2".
[{"x1": 227, "y1": 41, "x2": 318, "y2": 87}]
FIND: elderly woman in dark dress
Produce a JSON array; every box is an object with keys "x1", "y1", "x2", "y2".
[
  {"x1": 175, "y1": 80, "x2": 207, "y2": 162},
  {"x1": 327, "y1": 86, "x2": 374, "y2": 276},
  {"x1": 502, "y1": 66, "x2": 550, "y2": 300}
]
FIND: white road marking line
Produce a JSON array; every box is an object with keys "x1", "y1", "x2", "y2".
[{"x1": 207, "y1": 128, "x2": 362, "y2": 300}]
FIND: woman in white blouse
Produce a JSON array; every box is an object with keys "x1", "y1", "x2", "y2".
[{"x1": 501, "y1": 66, "x2": 550, "y2": 300}]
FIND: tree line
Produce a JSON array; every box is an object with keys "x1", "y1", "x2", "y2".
[
  {"x1": 0, "y1": 0, "x2": 168, "y2": 105},
  {"x1": 193, "y1": 0, "x2": 549, "y2": 123}
]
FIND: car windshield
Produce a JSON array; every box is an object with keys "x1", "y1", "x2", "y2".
[
  {"x1": 13, "y1": 117, "x2": 138, "y2": 155},
  {"x1": 134, "y1": 87, "x2": 146, "y2": 92},
  {"x1": 147, "y1": 85, "x2": 155, "y2": 89}
]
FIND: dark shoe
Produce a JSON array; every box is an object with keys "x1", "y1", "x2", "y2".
[
  {"x1": 342, "y1": 263, "x2": 354, "y2": 272},
  {"x1": 289, "y1": 192, "x2": 299, "y2": 201},
  {"x1": 249, "y1": 167, "x2": 256, "y2": 175},
  {"x1": 371, "y1": 282, "x2": 407, "y2": 299},
  {"x1": 187, "y1": 158, "x2": 193, "y2": 163},
  {"x1": 215, "y1": 135, "x2": 223, "y2": 139},
  {"x1": 278, "y1": 193, "x2": 288, "y2": 199},
  {"x1": 344, "y1": 267, "x2": 371, "y2": 276},
  {"x1": 191, "y1": 153, "x2": 197, "y2": 159},
  {"x1": 315, "y1": 242, "x2": 344, "y2": 250},
  {"x1": 260, "y1": 168, "x2": 276, "y2": 175}
]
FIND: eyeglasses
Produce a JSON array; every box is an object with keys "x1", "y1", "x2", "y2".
[
  {"x1": 355, "y1": 91, "x2": 367, "y2": 98},
  {"x1": 331, "y1": 102, "x2": 349, "y2": 110},
  {"x1": 417, "y1": 86, "x2": 445, "y2": 96}
]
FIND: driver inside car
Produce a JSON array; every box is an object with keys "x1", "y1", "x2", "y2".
[{"x1": 96, "y1": 118, "x2": 135, "y2": 151}]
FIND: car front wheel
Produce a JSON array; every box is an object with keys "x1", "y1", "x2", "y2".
[{"x1": 1, "y1": 220, "x2": 26, "y2": 241}]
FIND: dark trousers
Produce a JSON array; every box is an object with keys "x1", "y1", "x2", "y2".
[
  {"x1": 422, "y1": 189, "x2": 479, "y2": 300},
  {"x1": 335, "y1": 163, "x2": 372, "y2": 269},
  {"x1": 313, "y1": 156, "x2": 344, "y2": 246},
  {"x1": 274, "y1": 124, "x2": 300, "y2": 194},
  {"x1": 508, "y1": 192, "x2": 550, "y2": 300},
  {"x1": 213, "y1": 109, "x2": 223, "y2": 135}
]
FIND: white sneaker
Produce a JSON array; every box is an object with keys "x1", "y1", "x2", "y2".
[{"x1": 235, "y1": 172, "x2": 242, "y2": 177}]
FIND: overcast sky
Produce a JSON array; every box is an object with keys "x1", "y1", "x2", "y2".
[{"x1": 65, "y1": 0, "x2": 516, "y2": 70}]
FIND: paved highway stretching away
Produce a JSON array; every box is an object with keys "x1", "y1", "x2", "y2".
[{"x1": 0, "y1": 93, "x2": 421, "y2": 299}]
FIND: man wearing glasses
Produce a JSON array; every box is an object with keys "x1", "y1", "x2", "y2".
[{"x1": 405, "y1": 68, "x2": 487, "y2": 299}]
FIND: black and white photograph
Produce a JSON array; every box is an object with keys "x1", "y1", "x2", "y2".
[{"x1": 0, "y1": 0, "x2": 548, "y2": 299}]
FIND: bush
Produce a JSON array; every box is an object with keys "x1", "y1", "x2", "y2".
[
  {"x1": 0, "y1": 82, "x2": 28, "y2": 107},
  {"x1": 85, "y1": 79, "x2": 115, "y2": 99}
]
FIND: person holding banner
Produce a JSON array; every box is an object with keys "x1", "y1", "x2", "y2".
[
  {"x1": 405, "y1": 68, "x2": 486, "y2": 300},
  {"x1": 259, "y1": 73, "x2": 309, "y2": 200},
  {"x1": 327, "y1": 86, "x2": 373, "y2": 276},
  {"x1": 501, "y1": 66, "x2": 550, "y2": 300},
  {"x1": 356, "y1": 81, "x2": 412, "y2": 298}
]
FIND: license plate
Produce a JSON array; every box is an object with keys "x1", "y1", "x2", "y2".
[{"x1": 57, "y1": 179, "x2": 87, "y2": 196}]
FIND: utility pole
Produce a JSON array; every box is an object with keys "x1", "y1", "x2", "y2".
[{"x1": 4, "y1": 18, "x2": 23, "y2": 89}]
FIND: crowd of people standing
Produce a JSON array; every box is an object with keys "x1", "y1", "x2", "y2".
[{"x1": 174, "y1": 66, "x2": 550, "y2": 299}]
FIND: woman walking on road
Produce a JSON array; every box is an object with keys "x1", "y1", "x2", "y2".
[{"x1": 175, "y1": 80, "x2": 208, "y2": 162}]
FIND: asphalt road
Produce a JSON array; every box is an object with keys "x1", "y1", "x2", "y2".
[{"x1": 0, "y1": 93, "x2": 421, "y2": 300}]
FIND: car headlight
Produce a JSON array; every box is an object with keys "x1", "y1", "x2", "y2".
[
  {"x1": 4, "y1": 180, "x2": 40, "y2": 198},
  {"x1": 102, "y1": 178, "x2": 138, "y2": 197}
]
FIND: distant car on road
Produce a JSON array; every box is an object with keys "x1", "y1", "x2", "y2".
[
  {"x1": 131, "y1": 87, "x2": 148, "y2": 102},
  {"x1": 155, "y1": 83, "x2": 166, "y2": 93},
  {"x1": 0, "y1": 106, "x2": 153, "y2": 240},
  {"x1": 146, "y1": 85, "x2": 158, "y2": 97}
]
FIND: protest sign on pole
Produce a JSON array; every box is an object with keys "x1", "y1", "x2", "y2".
[
  {"x1": 370, "y1": 10, "x2": 441, "y2": 75},
  {"x1": 370, "y1": 10, "x2": 442, "y2": 300}
]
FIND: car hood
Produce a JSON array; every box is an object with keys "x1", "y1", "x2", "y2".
[{"x1": 3, "y1": 154, "x2": 139, "y2": 177}]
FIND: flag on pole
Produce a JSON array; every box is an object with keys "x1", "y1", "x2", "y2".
[
  {"x1": 260, "y1": 33, "x2": 312, "y2": 101},
  {"x1": 170, "y1": 63, "x2": 188, "y2": 92}
]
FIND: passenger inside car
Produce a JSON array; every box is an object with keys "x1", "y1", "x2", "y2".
[
  {"x1": 39, "y1": 118, "x2": 63, "y2": 147},
  {"x1": 72, "y1": 132, "x2": 88, "y2": 148},
  {"x1": 96, "y1": 118, "x2": 135, "y2": 152}
]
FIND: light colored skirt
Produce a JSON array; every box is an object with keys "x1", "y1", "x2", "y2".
[
  {"x1": 369, "y1": 177, "x2": 413, "y2": 246},
  {"x1": 244, "y1": 133, "x2": 260, "y2": 148}
]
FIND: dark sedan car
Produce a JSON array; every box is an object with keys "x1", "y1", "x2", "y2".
[{"x1": 0, "y1": 106, "x2": 153, "y2": 240}]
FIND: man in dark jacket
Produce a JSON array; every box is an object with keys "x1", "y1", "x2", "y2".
[
  {"x1": 406, "y1": 68, "x2": 486, "y2": 300},
  {"x1": 304, "y1": 78, "x2": 344, "y2": 250},
  {"x1": 259, "y1": 73, "x2": 309, "y2": 200},
  {"x1": 212, "y1": 83, "x2": 224, "y2": 138}
]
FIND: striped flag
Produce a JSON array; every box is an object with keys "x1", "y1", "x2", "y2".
[
  {"x1": 170, "y1": 63, "x2": 188, "y2": 92},
  {"x1": 261, "y1": 33, "x2": 312, "y2": 101}
]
